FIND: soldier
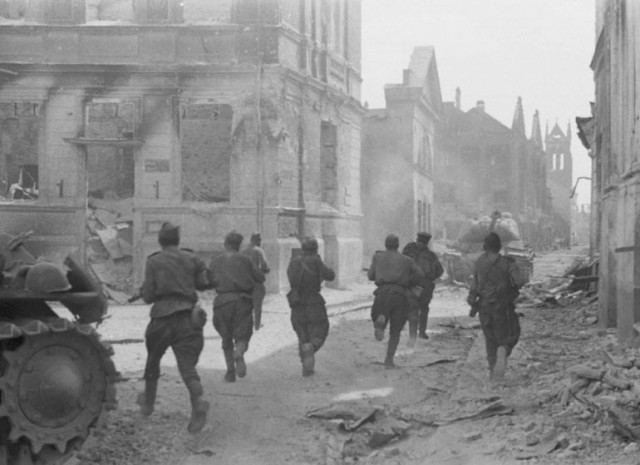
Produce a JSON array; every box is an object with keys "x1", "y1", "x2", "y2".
[
  {"x1": 209, "y1": 231, "x2": 265, "y2": 382},
  {"x1": 400, "y1": 241, "x2": 423, "y2": 349},
  {"x1": 139, "y1": 222, "x2": 210, "y2": 433},
  {"x1": 286, "y1": 238, "x2": 335, "y2": 377},
  {"x1": 413, "y1": 232, "x2": 444, "y2": 340},
  {"x1": 242, "y1": 233, "x2": 270, "y2": 330},
  {"x1": 467, "y1": 232, "x2": 525, "y2": 382},
  {"x1": 368, "y1": 234, "x2": 424, "y2": 368}
]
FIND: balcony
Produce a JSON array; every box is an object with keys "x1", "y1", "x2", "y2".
[{"x1": 0, "y1": 23, "x2": 274, "y2": 67}]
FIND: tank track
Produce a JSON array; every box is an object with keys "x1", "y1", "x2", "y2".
[{"x1": 0, "y1": 318, "x2": 117, "y2": 465}]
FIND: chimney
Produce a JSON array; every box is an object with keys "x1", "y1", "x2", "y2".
[
  {"x1": 455, "y1": 87, "x2": 461, "y2": 109},
  {"x1": 476, "y1": 100, "x2": 485, "y2": 112},
  {"x1": 402, "y1": 69, "x2": 411, "y2": 85}
]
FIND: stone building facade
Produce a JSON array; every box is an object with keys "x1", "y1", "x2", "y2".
[
  {"x1": 361, "y1": 46, "x2": 442, "y2": 256},
  {"x1": 0, "y1": 0, "x2": 364, "y2": 291},
  {"x1": 434, "y1": 94, "x2": 556, "y2": 247},
  {"x1": 590, "y1": 0, "x2": 640, "y2": 340}
]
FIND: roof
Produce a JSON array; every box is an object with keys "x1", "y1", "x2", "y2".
[
  {"x1": 406, "y1": 46, "x2": 443, "y2": 115},
  {"x1": 465, "y1": 107, "x2": 513, "y2": 135}
]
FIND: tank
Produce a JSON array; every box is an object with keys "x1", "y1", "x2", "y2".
[
  {"x1": 0, "y1": 231, "x2": 117, "y2": 465},
  {"x1": 442, "y1": 212, "x2": 534, "y2": 284}
]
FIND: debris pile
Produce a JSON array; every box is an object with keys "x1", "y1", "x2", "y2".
[{"x1": 86, "y1": 197, "x2": 135, "y2": 300}]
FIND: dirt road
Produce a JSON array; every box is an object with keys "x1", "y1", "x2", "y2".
[{"x1": 77, "y1": 248, "x2": 640, "y2": 465}]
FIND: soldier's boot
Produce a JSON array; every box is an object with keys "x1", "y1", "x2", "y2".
[
  {"x1": 418, "y1": 310, "x2": 429, "y2": 339},
  {"x1": 407, "y1": 320, "x2": 418, "y2": 348},
  {"x1": 301, "y1": 343, "x2": 315, "y2": 377},
  {"x1": 136, "y1": 379, "x2": 157, "y2": 417},
  {"x1": 223, "y1": 349, "x2": 236, "y2": 383},
  {"x1": 374, "y1": 315, "x2": 386, "y2": 342},
  {"x1": 187, "y1": 393, "x2": 210, "y2": 434},
  {"x1": 234, "y1": 341, "x2": 248, "y2": 378},
  {"x1": 492, "y1": 346, "x2": 507, "y2": 382},
  {"x1": 384, "y1": 332, "x2": 401, "y2": 368}
]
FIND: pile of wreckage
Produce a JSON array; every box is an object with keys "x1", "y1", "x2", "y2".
[
  {"x1": 518, "y1": 255, "x2": 599, "y2": 311},
  {"x1": 86, "y1": 196, "x2": 135, "y2": 300}
]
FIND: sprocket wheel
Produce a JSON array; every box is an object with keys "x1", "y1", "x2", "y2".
[{"x1": 0, "y1": 319, "x2": 117, "y2": 464}]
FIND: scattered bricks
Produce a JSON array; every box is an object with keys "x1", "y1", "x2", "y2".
[
  {"x1": 568, "y1": 365, "x2": 604, "y2": 381},
  {"x1": 602, "y1": 371, "x2": 632, "y2": 390},
  {"x1": 463, "y1": 432, "x2": 482, "y2": 442},
  {"x1": 525, "y1": 433, "x2": 540, "y2": 446},
  {"x1": 623, "y1": 442, "x2": 639, "y2": 454},
  {"x1": 568, "y1": 440, "x2": 585, "y2": 451},
  {"x1": 523, "y1": 421, "x2": 537, "y2": 432}
]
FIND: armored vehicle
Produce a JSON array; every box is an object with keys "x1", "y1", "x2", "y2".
[
  {"x1": 0, "y1": 232, "x2": 116, "y2": 465},
  {"x1": 442, "y1": 213, "x2": 534, "y2": 284}
]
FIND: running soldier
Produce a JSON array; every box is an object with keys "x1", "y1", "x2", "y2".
[
  {"x1": 286, "y1": 238, "x2": 335, "y2": 377},
  {"x1": 413, "y1": 232, "x2": 444, "y2": 339},
  {"x1": 467, "y1": 232, "x2": 525, "y2": 382},
  {"x1": 368, "y1": 234, "x2": 424, "y2": 368},
  {"x1": 139, "y1": 222, "x2": 210, "y2": 433},
  {"x1": 242, "y1": 233, "x2": 270, "y2": 330},
  {"x1": 209, "y1": 231, "x2": 265, "y2": 382}
]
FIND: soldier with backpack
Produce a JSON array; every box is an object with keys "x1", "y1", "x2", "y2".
[{"x1": 467, "y1": 232, "x2": 525, "y2": 382}]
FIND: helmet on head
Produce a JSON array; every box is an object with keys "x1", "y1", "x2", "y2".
[{"x1": 25, "y1": 262, "x2": 71, "y2": 293}]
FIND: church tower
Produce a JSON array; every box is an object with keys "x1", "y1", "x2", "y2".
[{"x1": 545, "y1": 121, "x2": 573, "y2": 242}]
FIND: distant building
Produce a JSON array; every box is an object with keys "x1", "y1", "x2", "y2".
[
  {"x1": 0, "y1": 0, "x2": 364, "y2": 291},
  {"x1": 545, "y1": 122, "x2": 573, "y2": 244},
  {"x1": 434, "y1": 93, "x2": 555, "y2": 247},
  {"x1": 361, "y1": 46, "x2": 442, "y2": 256}
]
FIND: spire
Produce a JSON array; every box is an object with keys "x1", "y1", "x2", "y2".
[
  {"x1": 511, "y1": 96, "x2": 526, "y2": 137},
  {"x1": 455, "y1": 87, "x2": 461, "y2": 109},
  {"x1": 545, "y1": 120, "x2": 549, "y2": 139},
  {"x1": 566, "y1": 120, "x2": 572, "y2": 145},
  {"x1": 531, "y1": 110, "x2": 543, "y2": 149}
]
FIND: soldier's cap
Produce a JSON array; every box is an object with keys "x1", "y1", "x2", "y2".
[
  {"x1": 250, "y1": 233, "x2": 261, "y2": 243},
  {"x1": 483, "y1": 232, "x2": 502, "y2": 251},
  {"x1": 385, "y1": 234, "x2": 399, "y2": 250},
  {"x1": 416, "y1": 232, "x2": 432, "y2": 243},
  {"x1": 224, "y1": 231, "x2": 244, "y2": 249},
  {"x1": 301, "y1": 237, "x2": 318, "y2": 252},
  {"x1": 158, "y1": 222, "x2": 180, "y2": 243}
]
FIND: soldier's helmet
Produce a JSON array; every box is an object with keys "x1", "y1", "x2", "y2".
[
  {"x1": 483, "y1": 232, "x2": 502, "y2": 252},
  {"x1": 158, "y1": 222, "x2": 180, "y2": 246},
  {"x1": 25, "y1": 262, "x2": 72, "y2": 293},
  {"x1": 301, "y1": 237, "x2": 318, "y2": 253}
]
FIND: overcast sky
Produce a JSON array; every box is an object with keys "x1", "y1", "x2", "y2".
[{"x1": 361, "y1": 0, "x2": 595, "y2": 207}]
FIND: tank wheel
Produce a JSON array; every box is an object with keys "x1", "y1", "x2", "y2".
[{"x1": 0, "y1": 320, "x2": 116, "y2": 464}]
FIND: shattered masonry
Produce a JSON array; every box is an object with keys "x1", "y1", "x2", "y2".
[{"x1": 0, "y1": 0, "x2": 364, "y2": 292}]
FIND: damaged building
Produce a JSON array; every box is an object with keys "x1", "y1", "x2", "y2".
[
  {"x1": 433, "y1": 92, "x2": 564, "y2": 249},
  {"x1": 361, "y1": 46, "x2": 442, "y2": 256},
  {"x1": 0, "y1": 0, "x2": 364, "y2": 292},
  {"x1": 589, "y1": 0, "x2": 640, "y2": 340}
]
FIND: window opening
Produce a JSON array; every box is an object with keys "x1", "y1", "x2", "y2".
[
  {"x1": 320, "y1": 121, "x2": 338, "y2": 208},
  {"x1": 0, "y1": 101, "x2": 40, "y2": 201},
  {"x1": 181, "y1": 103, "x2": 232, "y2": 202}
]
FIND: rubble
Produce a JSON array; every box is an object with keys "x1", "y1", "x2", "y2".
[{"x1": 86, "y1": 197, "x2": 135, "y2": 297}]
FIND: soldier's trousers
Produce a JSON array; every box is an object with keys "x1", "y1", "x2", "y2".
[
  {"x1": 213, "y1": 298, "x2": 254, "y2": 352},
  {"x1": 371, "y1": 291, "x2": 408, "y2": 335},
  {"x1": 479, "y1": 301, "x2": 520, "y2": 370},
  {"x1": 290, "y1": 299, "x2": 330, "y2": 356},
  {"x1": 144, "y1": 310, "x2": 204, "y2": 396}
]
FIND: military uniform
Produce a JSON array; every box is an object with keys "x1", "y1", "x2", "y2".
[
  {"x1": 242, "y1": 241, "x2": 270, "y2": 330},
  {"x1": 209, "y1": 248, "x2": 265, "y2": 381},
  {"x1": 140, "y1": 230, "x2": 210, "y2": 433},
  {"x1": 368, "y1": 246, "x2": 424, "y2": 367},
  {"x1": 414, "y1": 243, "x2": 444, "y2": 337},
  {"x1": 467, "y1": 251, "x2": 524, "y2": 379},
  {"x1": 287, "y1": 248, "x2": 335, "y2": 376}
]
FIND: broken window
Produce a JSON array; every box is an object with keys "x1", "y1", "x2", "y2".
[
  {"x1": 0, "y1": 0, "x2": 26, "y2": 19},
  {"x1": 86, "y1": 0, "x2": 135, "y2": 22},
  {"x1": 180, "y1": 103, "x2": 232, "y2": 203},
  {"x1": 0, "y1": 102, "x2": 40, "y2": 201},
  {"x1": 84, "y1": 99, "x2": 138, "y2": 199},
  {"x1": 320, "y1": 121, "x2": 338, "y2": 208}
]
